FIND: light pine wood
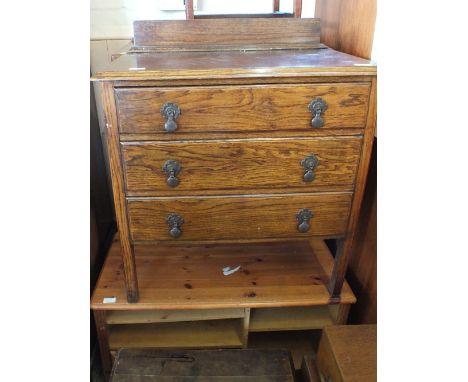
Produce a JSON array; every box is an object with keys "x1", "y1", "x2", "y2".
[
  {"x1": 132, "y1": 19, "x2": 320, "y2": 50},
  {"x1": 91, "y1": 236, "x2": 356, "y2": 310},
  {"x1": 249, "y1": 306, "x2": 334, "y2": 332},
  {"x1": 122, "y1": 137, "x2": 362, "y2": 196},
  {"x1": 106, "y1": 308, "x2": 245, "y2": 325},
  {"x1": 127, "y1": 193, "x2": 352, "y2": 242},
  {"x1": 115, "y1": 83, "x2": 370, "y2": 134},
  {"x1": 108, "y1": 319, "x2": 243, "y2": 350},
  {"x1": 242, "y1": 308, "x2": 251, "y2": 348}
]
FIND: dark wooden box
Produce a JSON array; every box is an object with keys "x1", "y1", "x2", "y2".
[{"x1": 110, "y1": 348, "x2": 295, "y2": 381}]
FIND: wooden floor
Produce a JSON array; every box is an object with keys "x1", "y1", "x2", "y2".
[{"x1": 91, "y1": 236, "x2": 355, "y2": 310}]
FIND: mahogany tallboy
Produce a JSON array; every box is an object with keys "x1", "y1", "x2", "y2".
[{"x1": 91, "y1": 18, "x2": 376, "y2": 378}]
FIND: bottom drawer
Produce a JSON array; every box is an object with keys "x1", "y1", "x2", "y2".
[{"x1": 127, "y1": 193, "x2": 352, "y2": 242}]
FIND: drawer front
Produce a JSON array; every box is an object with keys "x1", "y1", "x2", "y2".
[
  {"x1": 115, "y1": 83, "x2": 370, "y2": 134},
  {"x1": 127, "y1": 193, "x2": 352, "y2": 241},
  {"x1": 122, "y1": 137, "x2": 362, "y2": 195}
]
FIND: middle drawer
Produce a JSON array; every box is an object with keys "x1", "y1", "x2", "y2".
[{"x1": 121, "y1": 137, "x2": 362, "y2": 196}]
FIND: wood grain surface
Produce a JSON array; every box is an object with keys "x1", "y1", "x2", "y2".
[
  {"x1": 328, "y1": 77, "x2": 377, "y2": 297},
  {"x1": 316, "y1": 325, "x2": 376, "y2": 382},
  {"x1": 106, "y1": 308, "x2": 245, "y2": 325},
  {"x1": 90, "y1": 236, "x2": 356, "y2": 310},
  {"x1": 315, "y1": 0, "x2": 376, "y2": 59},
  {"x1": 100, "y1": 82, "x2": 139, "y2": 303},
  {"x1": 110, "y1": 349, "x2": 295, "y2": 381},
  {"x1": 108, "y1": 319, "x2": 243, "y2": 350},
  {"x1": 91, "y1": 48, "x2": 376, "y2": 81},
  {"x1": 249, "y1": 306, "x2": 334, "y2": 332},
  {"x1": 127, "y1": 193, "x2": 352, "y2": 241},
  {"x1": 115, "y1": 83, "x2": 370, "y2": 134},
  {"x1": 302, "y1": 355, "x2": 321, "y2": 382},
  {"x1": 121, "y1": 137, "x2": 362, "y2": 196},
  {"x1": 94, "y1": 310, "x2": 113, "y2": 378},
  {"x1": 132, "y1": 18, "x2": 319, "y2": 50}
]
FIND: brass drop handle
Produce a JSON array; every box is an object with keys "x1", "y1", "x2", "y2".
[
  {"x1": 308, "y1": 97, "x2": 328, "y2": 128},
  {"x1": 296, "y1": 208, "x2": 313, "y2": 233},
  {"x1": 166, "y1": 213, "x2": 184, "y2": 238},
  {"x1": 160, "y1": 102, "x2": 181, "y2": 132},
  {"x1": 162, "y1": 160, "x2": 181, "y2": 188},
  {"x1": 301, "y1": 154, "x2": 319, "y2": 182}
]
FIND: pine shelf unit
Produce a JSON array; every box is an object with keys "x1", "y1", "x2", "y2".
[{"x1": 92, "y1": 234, "x2": 356, "y2": 376}]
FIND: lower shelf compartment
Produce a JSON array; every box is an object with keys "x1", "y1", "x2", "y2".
[
  {"x1": 250, "y1": 306, "x2": 335, "y2": 332},
  {"x1": 108, "y1": 319, "x2": 243, "y2": 350},
  {"x1": 106, "y1": 308, "x2": 245, "y2": 324},
  {"x1": 249, "y1": 330, "x2": 321, "y2": 370}
]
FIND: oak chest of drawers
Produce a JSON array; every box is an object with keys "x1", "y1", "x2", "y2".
[{"x1": 93, "y1": 18, "x2": 376, "y2": 303}]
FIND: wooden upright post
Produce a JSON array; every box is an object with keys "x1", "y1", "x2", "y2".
[{"x1": 185, "y1": 0, "x2": 194, "y2": 19}]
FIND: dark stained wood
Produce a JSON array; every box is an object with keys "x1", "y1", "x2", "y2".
[
  {"x1": 132, "y1": 19, "x2": 320, "y2": 51},
  {"x1": 100, "y1": 82, "x2": 139, "y2": 303},
  {"x1": 316, "y1": 325, "x2": 376, "y2": 382},
  {"x1": 90, "y1": 235, "x2": 356, "y2": 310},
  {"x1": 110, "y1": 349, "x2": 295, "y2": 381},
  {"x1": 92, "y1": 47, "x2": 376, "y2": 81},
  {"x1": 314, "y1": 0, "x2": 378, "y2": 322},
  {"x1": 115, "y1": 83, "x2": 371, "y2": 134},
  {"x1": 92, "y1": 18, "x2": 377, "y2": 309},
  {"x1": 112, "y1": 75, "x2": 375, "y2": 88},
  {"x1": 333, "y1": 304, "x2": 351, "y2": 324},
  {"x1": 185, "y1": 0, "x2": 194, "y2": 19},
  {"x1": 347, "y1": 139, "x2": 377, "y2": 324},
  {"x1": 328, "y1": 77, "x2": 376, "y2": 297},
  {"x1": 121, "y1": 137, "x2": 362, "y2": 196},
  {"x1": 294, "y1": 0, "x2": 303, "y2": 18},
  {"x1": 302, "y1": 356, "x2": 321, "y2": 382},
  {"x1": 94, "y1": 310, "x2": 112, "y2": 379},
  {"x1": 90, "y1": 83, "x2": 114, "y2": 259},
  {"x1": 274, "y1": 0, "x2": 280, "y2": 12},
  {"x1": 119, "y1": 129, "x2": 363, "y2": 143},
  {"x1": 127, "y1": 193, "x2": 352, "y2": 242},
  {"x1": 315, "y1": 0, "x2": 376, "y2": 59},
  {"x1": 195, "y1": 12, "x2": 296, "y2": 19}
]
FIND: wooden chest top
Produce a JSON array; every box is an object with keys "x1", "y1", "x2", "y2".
[
  {"x1": 92, "y1": 19, "x2": 376, "y2": 82},
  {"x1": 93, "y1": 47, "x2": 376, "y2": 82},
  {"x1": 110, "y1": 348, "x2": 295, "y2": 381}
]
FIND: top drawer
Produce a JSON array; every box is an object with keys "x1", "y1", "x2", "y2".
[{"x1": 115, "y1": 83, "x2": 370, "y2": 135}]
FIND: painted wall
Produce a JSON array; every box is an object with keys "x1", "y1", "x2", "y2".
[{"x1": 91, "y1": 0, "x2": 315, "y2": 39}]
